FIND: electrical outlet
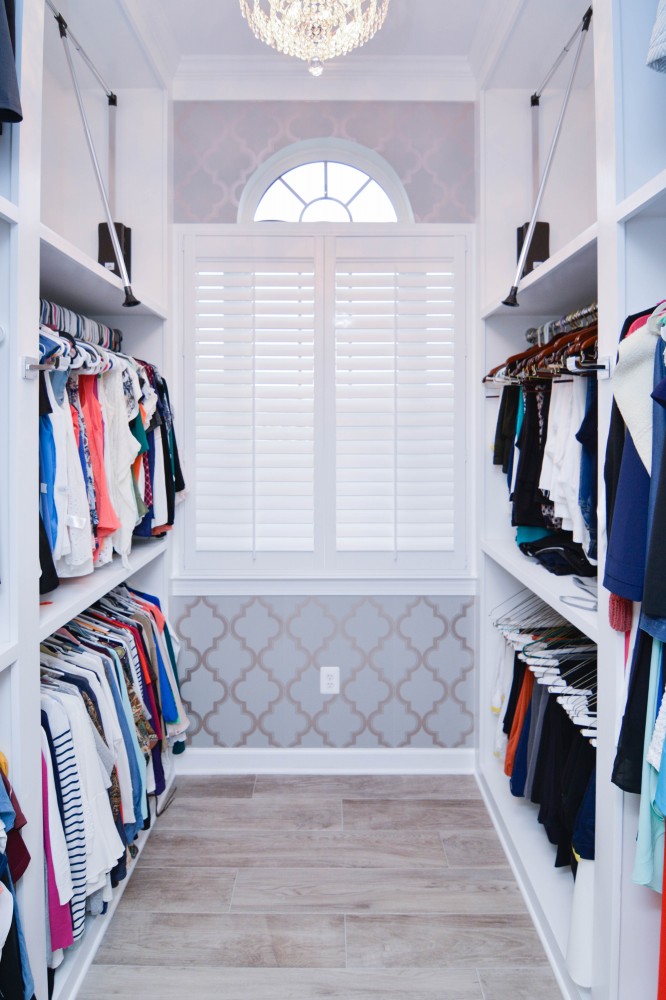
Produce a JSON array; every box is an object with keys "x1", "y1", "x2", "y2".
[{"x1": 320, "y1": 665, "x2": 340, "y2": 695}]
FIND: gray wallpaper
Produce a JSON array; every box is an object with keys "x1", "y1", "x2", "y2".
[
  {"x1": 172, "y1": 596, "x2": 475, "y2": 749},
  {"x1": 173, "y1": 100, "x2": 476, "y2": 223}
]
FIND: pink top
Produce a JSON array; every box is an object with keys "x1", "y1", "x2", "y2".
[
  {"x1": 42, "y1": 754, "x2": 74, "y2": 952},
  {"x1": 79, "y1": 374, "x2": 120, "y2": 558}
]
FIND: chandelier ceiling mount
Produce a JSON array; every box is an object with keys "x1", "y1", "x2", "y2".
[{"x1": 239, "y1": 0, "x2": 391, "y2": 76}]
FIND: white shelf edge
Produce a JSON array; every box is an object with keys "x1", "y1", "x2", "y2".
[
  {"x1": 481, "y1": 222, "x2": 598, "y2": 320},
  {"x1": 481, "y1": 538, "x2": 598, "y2": 642},
  {"x1": 616, "y1": 167, "x2": 666, "y2": 224},
  {"x1": 39, "y1": 539, "x2": 168, "y2": 641},
  {"x1": 0, "y1": 194, "x2": 19, "y2": 225},
  {"x1": 476, "y1": 760, "x2": 590, "y2": 1000},
  {"x1": 52, "y1": 761, "x2": 177, "y2": 1000},
  {"x1": 0, "y1": 642, "x2": 19, "y2": 675},
  {"x1": 39, "y1": 224, "x2": 167, "y2": 320}
]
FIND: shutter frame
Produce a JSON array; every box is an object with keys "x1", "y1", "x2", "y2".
[{"x1": 182, "y1": 230, "x2": 468, "y2": 577}]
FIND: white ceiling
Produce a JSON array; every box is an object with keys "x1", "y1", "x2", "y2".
[
  {"x1": 151, "y1": 0, "x2": 491, "y2": 59},
  {"x1": 46, "y1": 0, "x2": 594, "y2": 94}
]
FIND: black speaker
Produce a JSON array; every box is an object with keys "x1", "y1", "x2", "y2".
[
  {"x1": 517, "y1": 221, "x2": 550, "y2": 275},
  {"x1": 98, "y1": 222, "x2": 132, "y2": 280}
]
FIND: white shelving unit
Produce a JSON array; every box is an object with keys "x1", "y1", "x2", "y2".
[
  {"x1": 51, "y1": 762, "x2": 177, "y2": 1000},
  {"x1": 39, "y1": 538, "x2": 168, "y2": 641},
  {"x1": 478, "y1": 3, "x2": 666, "y2": 999},
  {"x1": 40, "y1": 225, "x2": 167, "y2": 320},
  {"x1": 0, "y1": 1, "x2": 174, "y2": 997},
  {"x1": 0, "y1": 643, "x2": 19, "y2": 676},
  {"x1": 478, "y1": 755, "x2": 584, "y2": 995},
  {"x1": 481, "y1": 224, "x2": 598, "y2": 321},
  {"x1": 615, "y1": 167, "x2": 666, "y2": 223},
  {"x1": 0, "y1": 194, "x2": 19, "y2": 224},
  {"x1": 480, "y1": 539, "x2": 598, "y2": 642}
]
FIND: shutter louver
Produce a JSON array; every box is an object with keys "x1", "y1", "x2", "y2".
[
  {"x1": 335, "y1": 265, "x2": 457, "y2": 553},
  {"x1": 194, "y1": 263, "x2": 316, "y2": 554}
]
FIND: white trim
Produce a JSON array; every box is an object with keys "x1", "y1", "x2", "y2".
[
  {"x1": 237, "y1": 138, "x2": 414, "y2": 224},
  {"x1": 468, "y1": 0, "x2": 525, "y2": 88},
  {"x1": 176, "y1": 747, "x2": 475, "y2": 775},
  {"x1": 170, "y1": 576, "x2": 478, "y2": 597},
  {"x1": 476, "y1": 762, "x2": 588, "y2": 1000},
  {"x1": 177, "y1": 223, "x2": 474, "y2": 582},
  {"x1": 173, "y1": 54, "x2": 477, "y2": 103},
  {"x1": 117, "y1": 0, "x2": 180, "y2": 89}
]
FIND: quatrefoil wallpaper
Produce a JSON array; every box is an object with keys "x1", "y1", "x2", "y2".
[
  {"x1": 173, "y1": 101, "x2": 475, "y2": 224},
  {"x1": 172, "y1": 596, "x2": 475, "y2": 748}
]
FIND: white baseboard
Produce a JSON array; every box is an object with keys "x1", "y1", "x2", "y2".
[{"x1": 175, "y1": 747, "x2": 475, "y2": 775}]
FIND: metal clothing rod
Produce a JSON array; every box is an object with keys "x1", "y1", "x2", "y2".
[
  {"x1": 55, "y1": 15, "x2": 139, "y2": 307},
  {"x1": 503, "y1": 7, "x2": 592, "y2": 308},
  {"x1": 45, "y1": 0, "x2": 115, "y2": 101}
]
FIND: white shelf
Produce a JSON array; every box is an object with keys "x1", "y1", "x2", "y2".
[
  {"x1": 477, "y1": 758, "x2": 590, "y2": 1000},
  {"x1": 481, "y1": 538, "x2": 598, "y2": 642},
  {"x1": 482, "y1": 224, "x2": 598, "y2": 320},
  {"x1": 39, "y1": 538, "x2": 168, "y2": 641},
  {"x1": 616, "y1": 167, "x2": 666, "y2": 224},
  {"x1": 52, "y1": 762, "x2": 177, "y2": 1000},
  {"x1": 39, "y1": 225, "x2": 167, "y2": 321},
  {"x1": 0, "y1": 195, "x2": 18, "y2": 225},
  {"x1": 0, "y1": 642, "x2": 18, "y2": 675}
]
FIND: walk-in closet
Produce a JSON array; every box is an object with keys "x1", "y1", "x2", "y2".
[{"x1": 1, "y1": 0, "x2": 666, "y2": 997}]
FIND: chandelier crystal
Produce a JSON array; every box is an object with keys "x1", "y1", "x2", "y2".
[{"x1": 239, "y1": 0, "x2": 391, "y2": 76}]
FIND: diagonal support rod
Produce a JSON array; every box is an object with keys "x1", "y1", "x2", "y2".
[
  {"x1": 503, "y1": 6, "x2": 592, "y2": 308},
  {"x1": 54, "y1": 11, "x2": 139, "y2": 307}
]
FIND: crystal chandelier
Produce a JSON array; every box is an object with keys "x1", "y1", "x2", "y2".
[{"x1": 239, "y1": 0, "x2": 391, "y2": 76}]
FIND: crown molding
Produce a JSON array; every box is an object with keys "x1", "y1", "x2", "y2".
[
  {"x1": 468, "y1": 0, "x2": 525, "y2": 88},
  {"x1": 173, "y1": 54, "x2": 477, "y2": 102},
  {"x1": 117, "y1": 0, "x2": 180, "y2": 90}
]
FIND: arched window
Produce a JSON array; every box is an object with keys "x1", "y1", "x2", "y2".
[{"x1": 237, "y1": 138, "x2": 414, "y2": 224}]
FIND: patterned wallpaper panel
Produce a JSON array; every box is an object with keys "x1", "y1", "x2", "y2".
[
  {"x1": 173, "y1": 101, "x2": 476, "y2": 223},
  {"x1": 172, "y1": 596, "x2": 475, "y2": 749}
]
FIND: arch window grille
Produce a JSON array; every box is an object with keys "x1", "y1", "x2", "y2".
[{"x1": 254, "y1": 160, "x2": 399, "y2": 223}]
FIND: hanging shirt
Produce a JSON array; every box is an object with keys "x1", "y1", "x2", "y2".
[{"x1": 0, "y1": 0, "x2": 21, "y2": 123}]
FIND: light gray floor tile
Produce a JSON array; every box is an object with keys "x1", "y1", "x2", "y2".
[
  {"x1": 81, "y1": 775, "x2": 555, "y2": 1000},
  {"x1": 254, "y1": 774, "x2": 480, "y2": 800},
  {"x1": 95, "y1": 911, "x2": 345, "y2": 968},
  {"x1": 175, "y1": 775, "x2": 256, "y2": 799},
  {"x1": 80, "y1": 965, "x2": 484, "y2": 999},
  {"x1": 478, "y1": 966, "x2": 563, "y2": 999},
  {"x1": 138, "y1": 828, "x2": 448, "y2": 869},
  {"x1": 441, "y1": 830, "x2": 510, "y2": 868},
  {"x1": 343, "y1": 798, "x2": 493, "y2": 831},
  {"x1": 232, "y1": 867, "x2": 525, "y2": 915},
  {"x1": 158, "y1": 795, "x2": 342, "y2": 831},
  {"x1": 116, "y1": 867, "x2": 236, "y2": 913},
  {"x1": 346, "y1": 914, "x2": 547, "y2": 968}
]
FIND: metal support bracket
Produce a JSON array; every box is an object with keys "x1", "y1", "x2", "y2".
[
  {"x1": 565, "y1": 355, "x2": 611, "y2": 379},
  {"x1": 22, "y1": 356, "x2": 53, "y2": 379}
]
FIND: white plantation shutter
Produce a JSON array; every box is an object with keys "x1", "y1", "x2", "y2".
[
  {"x1": 334, "y1": 261, "x2": 457, "y2": 555},
  {"x1": 335, "y1": 241, "x2": 464, "y2": 556},
  {"x1": 189, "y1": 236, "x2": 317, "y2": 567},
  {"x1": 182, "y1": 230, "x2": 467, "y2": 577}
]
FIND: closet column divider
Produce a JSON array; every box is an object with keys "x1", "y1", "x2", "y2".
[
  {"x1": 592, "y1": 4, "x2": 651, "y2": 999},
  {"x1": 13, "y1": 1, "x2": 48, "y2": 996}
]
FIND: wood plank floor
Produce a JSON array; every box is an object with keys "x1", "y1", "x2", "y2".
[{"x1": 79, "y1": 775, "x2": 563, "y2": 1000}]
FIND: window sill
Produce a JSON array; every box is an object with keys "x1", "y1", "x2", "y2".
[{"x1": 171, "y1": 575, "x2": 478, "y2": 597}]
